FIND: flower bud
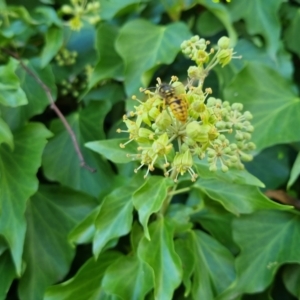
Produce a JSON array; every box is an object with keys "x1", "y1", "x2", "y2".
[
  {"x1": 218, "y1": 37, "x2": 230, "y2": 49},
  {"x1": 186, "y1": 121, "x2": 211, "y2": 143},
  {"x1": 217, "y1": 49, "x2": 233, "y2": 67},
  {"x1": 61, "y1": 5, "x2": 73, "y2": 14},
  {"x1": 155, "y1": 110, "x2": 172, "y2": 129}
]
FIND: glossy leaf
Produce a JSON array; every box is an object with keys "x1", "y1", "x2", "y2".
[
  {"x1": 93, "y1": 185, "x2": 134, "y2": 258},
  {"x1": 85, "y1": 138, "x2": 138, "y2": 164},
  {"x1": 42, "y1": 101, "x2": 114, "y2": 197},
  {"x1": 0, "y1": 251, "x2": 16, "y2": 299},
  {"x1": 0, "y1": 123, "x2": 52, "y2": 275},
  {"x1": 132, "y1": 176, "x2": 174, "y2": 239},
  {"x1": 40, "y1": 26, "x2": 64, "y2": 68},
  {"x1": 219, "y1": 210, "x2": 300, "y2": 298},
  {"x1": 102, "y1": 254, "x2": 153, "y2": 300},
  {"x1": 44, "y1": 251, "x2": 122, "y2": 300},
  {"x1": 115, "y1": 19, "x2": 191, "y2": 95},
  {"x1": 224, "y1": 62, "x2": 300, "y2": 151},
  {"x1": 0, "y1": 117, "x2": 13, "y2": 149},
  {"x1": 189, "y1": 230, "x2": 236, "y2": 299},
  {"x1": 283, "y1": 264, "x2": 300, "y2": 298},
  {"x1": 18, "y1": 185, "x2": 97, "y2": 300},
  {"x1": 138, "y1": 217, "x2": 182, "y2": 300},
  {"x1": 284, "y1": 8, "x2": 300, "y2": 58},
  {"x1": 0, "y1": 58, "x2": 27, "y2": 107},
  {"x1": 287, "y1": 152, "x2": 300, "y2": 189},
  {"x1": 193, "y1": 178, "x2": 288, "y2": 215}
]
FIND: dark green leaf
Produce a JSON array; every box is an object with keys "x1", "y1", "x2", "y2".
[
  {"x1": 132, "y1": 176, "x2": 174, "y2": 239},
  {"x1": 0, "y1": 123, "x2": 52, "y2": 275},
  {"x1": 0, "y1": 117, "x2": 13, "y2": 149},
  {"x1": 93, "y1": 185, "x2": 134, "y2": 258},
  {"x1": 224, "y1": 62, "x2": 300, "y2": 151},
  {"x1": 102, "y1": 254, "x2": 153, "y2": 300},
  {"x1": 42, "y1": 101, "x2": 114, "y2": 197},
  {"x1": 219, "y1": 210, "x2": 300, "y2": 298},
  {"x1": 0, "y1": 251, "x2": 16, "y2": 299},
  {"x1": 18, "y1": 185, "x2": 97, "y2": 300},
  {"x1": 44, "y1": 251, "x2": 122, "y2": 300},
  {"x1": 138, "y1": 217, "x2": 182, "y2": 300},
  {"x1": 283, "y1": 264, "x2": 300, "y2": 298},
  {"x1": 115, "y1": 19, "x2": 191, "y2": 95},
  {"x1": 284, "y1": 9, "x2": 300, "y2": 58},
  {"x1": 287, "y1": 152, "x2": 300, "y2": 189}
]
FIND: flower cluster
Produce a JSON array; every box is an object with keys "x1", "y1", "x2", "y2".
[
  {"x1": 60, "y1": 0, "x2": 100, "y2": 31},
  {"x1": 55, "y1": 48, "x2": 78, "y2": 66},
  {"x1": 117, "y1": 36, "x2": 255, "y2": 182}
]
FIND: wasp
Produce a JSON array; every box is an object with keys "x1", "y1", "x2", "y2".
[{"x1": 157, "y1": 82, "x2": 188, "y2": 123}]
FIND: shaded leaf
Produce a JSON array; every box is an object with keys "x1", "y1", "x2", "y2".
[
  {"x1": 42, "y1": 101, "x2": 114, "y2": 197},
  {"x1": 132, "y1": 176, "x2": 174, "y2": 239},
  {"x1": 283, "y1": 264, "x2": 300, "y2": 298},
  {"x1": 0, "y1": 251, "x2": 16, "y2": 299},
  {"x1": 138, "y1": 217, "x2": 182, "y2": 300},
  {"x1": 18, "y1": 185, "x2": 97, "y2": 300},
  {"x1": 93, "y1": 185, "x2": 134, "y2": 258},
  {"x1": 224, "y1": 62, "x2": 300, "y2": 151},
  {"x1": 44, "y1": 251, "x2": 122, "y2": 300},
  {"x1": 284, "y1": 9, "x2": 300, "y2": 58},
  {"x1": 0, "y1": 117, "x2": 13, "y2": 149},
  {"x1": 287, "y1": 152, "x2": 300, "y2": 189},
  {"x1": 115, "y1": 19, "x2": 191, "y2": 95},
  {"x1": 189, "y1": 230, "x2": 235, "y2": 299},
  {"x1": 0, "y1": 123, "x2": 52, "y2": 275},
  {"x1": 219, "y1": 210, "x2": 300, "y2": 298},
  {"x1": 102, "y1": 254, "x2": 153, "y2": 300}
]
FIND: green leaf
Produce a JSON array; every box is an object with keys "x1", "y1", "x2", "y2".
[
  {"x1": 227, "y1": 0, "x2": 282, "y2": 58},
  {"x1": 1, "y1": 58, "x2": 57, "y2": 130},
  {"x1": 193, "y1": 178, "x2": 288, "y2": 215},
  {"x1": 0, "y1": 251, "x2": 16, "y2": 299},
  {"x1": 284, "y1": 9, "x2": 300, "y2": 58},
  {"x1": 42, "y1": 101, "x2": 114, "y2": 197},
  {"x1": 189, "y1": 230, "x2": 235, "y2": 299},
  {"x1": 197, "y1": 0, "x2": 237, "y2": 44},
  {"x1": 0, "y1": 123, "x2": 52, "y2": 275},
  {"x1": 18, "y1": 185, "x2": 97, "y2": 300},
  {"x1": 115, "y1": 19, "x2": 191, "y2": 95},
  {"x1": 85, "y1": 138, "x2": 138, "y2": 164},
  {"x1": 287, "y1": 152, "x2": 300, "y2": 189},
  {"x1": 283, "y1": 264, "x2": 300, "y2": 298},
  {"x1": 224, "y1": 62, "x2": 300, "y2": 151},
  {"x1": 219, "y1": 210, "x2": 300, "y2": 298},
  {"x1": 93, "y1": 185, "x2": 134, "y2": 258},
  {"x1": 0, "y1": 117, "x2": 13, "y2": 149},
  {"x1": 102, "y1": 254, "x2": 153, "y2": 300},
  {"x1": 40, "y1": 26, "x2": 64, "y2": 68},
  {"x1": 174, "y1": 238, "x2": 195, "y2": 297},
  {"x1": 132, "y1": 176, "x2": 174, "y2": 239},
  {"x1": 138, "y1": 217, "x2": 182, "y2": 300},
  {"x1": 0, "y1": 58, "x2": 27, "y2": 107},
  {"x1": 89, "y1": 23, "x2": 123, "y2": 89},
  {"x1": 44, "y1": 251, "x2": 122, "y2": 300}
]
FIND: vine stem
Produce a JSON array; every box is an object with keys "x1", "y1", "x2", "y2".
[{"x1": 3, "y1": 49, "x2": 96, "y2": 173}]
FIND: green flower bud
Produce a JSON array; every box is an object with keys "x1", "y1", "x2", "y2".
[
  {"x1": 149, "y1": 107, "x2": 160, "y2": 119},
  {"x1": 155, "y1": 110, "x2": 172, "y2": 129},
  {"x1": 61, "y1": 4, "x2": 73, "y2": 14},
  {"x1": 216, "y1": 121, "x2": 226, "y2": 129},
  {"x1": 187, "y1": 66, "x2": 202, "y2": 79},
  {"x1": 218, "y1": 37, "x2": 230, "y2": 49},
  {"x1": 191, "y1": 35, "x2": 200, "y2": 42},
  {"x1": 240, "y1": 152, "x2": 253, "y2": 162},
  {"x1": 247, "y1": 142, "x2": 256, "y2": 150},
  {"x1": 232, "y1": 103, "x2": 243, "y2": 111},
  {"x1": 172, "y1": 81, "x2": 185, "y2": 95},
  {"x1": 186, "y1": 121, "x2": 211, "y2": 143},
  {"x1": 235, "y1": 132, "x2": 244, "y2": 141},
  {"x1": 244, "y1": 111, "x2": 253, "y2": 120},
  {"x1": 221, "y1": 164, "x2": 229, "y2": 172},
  {"x1": 209, "y1": 164, "x2": 217, "y2": 172},
  {"x1": 207, "y1": 97, "x2": 216, "y2": 107},
  {"x1": 196, "y1": 50, "x2": 209, "y2": 64},
  {"x1": 217, "y1": 49, "x2": 233, "y2": 67}
]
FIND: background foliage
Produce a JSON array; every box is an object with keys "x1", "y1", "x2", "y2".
[{"x1": 1, "y1": 0, "x2": 300, "y2": 299}]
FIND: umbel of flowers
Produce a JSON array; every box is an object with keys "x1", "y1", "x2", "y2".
[{"x1": 117, "y1": 36, "x2": 255, "y2": 182}]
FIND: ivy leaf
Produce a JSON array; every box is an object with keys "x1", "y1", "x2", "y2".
[
  {"x1": 42, "y1": 101, "x2": 114, "y2": 197},
  {"x1": 287, "y1": 152, "x2": 300, "y2": 189},
  {"x1": 132, "y1": 176, "x2": 174, "y2": 240},
  {"x1": 138, "y1": 217, "x2": 182, "y2": 300},
  {"x1": 89, "y1": 23, "x2": 123, "y2": 89},
  {"x1": 0, "y1": 123, "x2": 52, "y2": 275},
  {"x1": 227, "y1": 0, "x2": 282, "y2": 58},
  {"x1": 0, "y1": 58, "x2": 27, "y2": 107},
  {"x1": 193, "y1": 178, "x2": 288, "y2": 215},
  {"x1": 44, "y1": 251, "x2": 122, "y2": 300},
  {"x1": 218, "y1": 210, "x2": 300, "y2": 298},
  {"x1": 85, "y1": 138, "x2": 138, "y2": 164},
  {"x1": 197, "y1": 0, "x2": 237, "y2": 44},
  {"x1": 93, "y1": 185, "x2": 134, "y2": 258},
  {"x1": 188, "y1": 230, "x2": 236, "y2": 299},
  {"x1": 1, "y1": 58, "x2": 56, "y2": 130},
  {"x1": 18, "y1": 185, "x2": 97, "y2": 300},
  {"x1": 284, "y1": 9, "x2": 300, "y2": 58},
  {"x1": 0, "y1": 251, "x2": 16, "y2": 298},
  {"x1": 224, "y1": 62, "x2": 300, "y2": 151},
  {"x1": 283, "y1": 264, "x2": 300, "y2": 298},
  {"x1": 101, "y1": 254, "x2": 153, "y2": 300},
  {"x1": 0, "y1": 117, "x2": 13, "y2": 149},
  {"x1": 40, "y1": 26, "x2": 64, "y2": 68},
  {"x1": 115, "y1": 19, "x2": 191, "y2": 95}
]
